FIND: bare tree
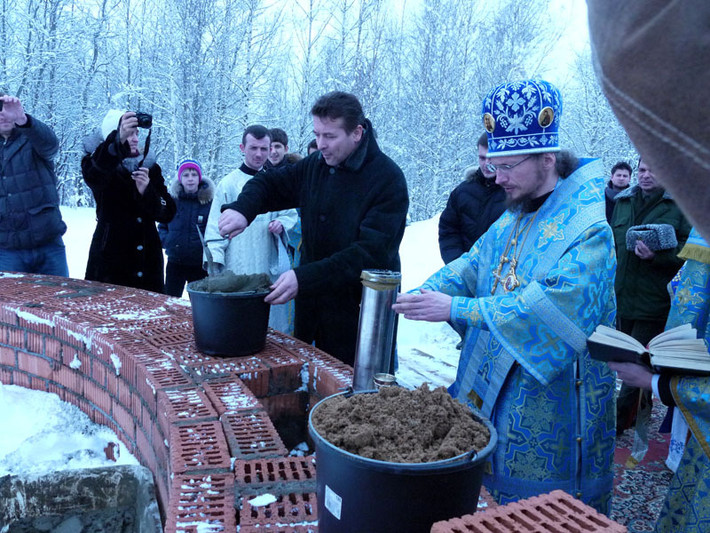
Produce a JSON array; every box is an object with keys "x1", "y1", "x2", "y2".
[
  {"x1": 0, "y1": 0, "x2": 635, "y2": 214},
  {"x1": 560, "y1": 47, "x2": 637, "y2": 174}
]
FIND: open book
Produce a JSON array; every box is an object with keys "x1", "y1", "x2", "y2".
[{"x1": 587, "y1": 323, "x2": 710, "y2": 373}]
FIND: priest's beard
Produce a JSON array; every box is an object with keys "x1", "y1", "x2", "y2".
[
  {"x1": 506, "y1": 194, "x2": 536, "y2": 213},
  {"x1": 504, "y1": 168, "x2": 548, "y2": 213}
]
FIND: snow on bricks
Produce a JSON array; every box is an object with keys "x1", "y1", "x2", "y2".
[
  {"x1": 0, "y1": 273, "x2": 348, "y2": 531},
  {"x1": 157, "y1": 386, "x2": 219, "y2": 439},
  {"x1": 202, "y1": 378, "x2": 261, "y2": 415},
  {"x1": 221, "y1": 411, "x2": 289, "y2": 460},
  {"x1": 239, "y1": 491, "x2": 318, "y2": 529},
  {"x1": 166, "y1": 473, "x2": 237, "y2": 532},
  {"x1": 169, "y1": 421, "x2": 233, "y2": 475}
]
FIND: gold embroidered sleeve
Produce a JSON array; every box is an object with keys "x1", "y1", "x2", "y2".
[{"x1": 451, "y1": 296, "x2": 483, "y2": 328}]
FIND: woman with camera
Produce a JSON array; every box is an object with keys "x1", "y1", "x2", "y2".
[{"x1": 82, "y1": 110, "x2": 176, "y2": 293}]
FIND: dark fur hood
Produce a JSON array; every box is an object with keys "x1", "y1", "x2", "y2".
[
  {"x1": 169, "y1": 177, "x2": 215, "y2": 205},
  {"x1": 464, "y1": 166, "x2": 497, "y2": 186},
  {"x1": 464, "y1": 166, "x2": 479, "y2": 181}
]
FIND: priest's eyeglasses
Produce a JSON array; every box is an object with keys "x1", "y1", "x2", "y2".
[{"x1": 486, "y1": 154, "x2": 534, "y2": 174}]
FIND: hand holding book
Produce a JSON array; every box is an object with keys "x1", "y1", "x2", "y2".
[
  {"x1": 606, "y1": 361, "x2": 654, "y2": 390},
  {"x1": 587, "y1": 323, "x2": 710, "y2": 374}
]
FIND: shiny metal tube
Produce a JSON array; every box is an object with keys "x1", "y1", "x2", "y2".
[{"x1": 352, "y1": 270, "x2": 401, "y2": 391}]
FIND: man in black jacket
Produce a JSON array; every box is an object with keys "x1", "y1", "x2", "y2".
[
  {"x1": 0, "y1": 94, "x2": 68, "y2": 276},
  {"x1": 604, "y1": 161, "x2": 631, "y2": 222},
  {"x1": 438, "y1": 132, "x2": 505, "y2": 264},
  {"x1": 218, "y1": 91, "x2": 409, "y2": 365}
]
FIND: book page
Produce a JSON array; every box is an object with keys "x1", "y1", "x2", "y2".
[
  {"x1": 650, "y1": 325, "x2": 710, "y2": 368},
  {"x1": 650, "y1": 356, "x2": 710, "y2": 373},
  {"x1": 649, "y1": 323, "x2": 696, "y2": 348},
  {"x1": 588, "y1": 325, "x2": 645, "y2": 353},
  {"x1": 651, "y1": 345, "x2": 710, "y2": 361}
]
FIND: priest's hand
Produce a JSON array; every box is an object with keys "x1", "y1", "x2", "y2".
[
  {"x1": 266, "y1": 269, "x2": 298, "y2": 305},
  {"x1": 218, "y1": 209, "x2": 247, "y2": 239},
  {"x1": 607, "y1": 361, "x2": 654, "y2": 390},
  {"x1": 392, "y1": 288, "x2": 451, "y2": 322}
]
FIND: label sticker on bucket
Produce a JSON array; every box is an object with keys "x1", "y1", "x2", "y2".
[{"x1": 325, "y1": 484, "x2": 342, "y2": 520}]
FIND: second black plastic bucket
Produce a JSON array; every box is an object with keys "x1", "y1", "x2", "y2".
[
  {"x1": 186, "y1": 284, "x2": 270, "y2": 357},
  {"x1": 308, "y1": 390, "x2": 498, "y2": 533}
]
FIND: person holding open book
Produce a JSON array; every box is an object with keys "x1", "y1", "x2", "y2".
[
  {"x1": 606, "y1": 228, "x2": 710, "y2": 532},
  {"x1": 610, "y1": 157, "x2": 691, "y2": 445},
  {"x1": 393, "y1": 79, "x2": 617, "y2": 514}
]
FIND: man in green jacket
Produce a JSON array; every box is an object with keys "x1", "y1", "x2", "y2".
[{"x1": 610, "y1": 157, "x2": 691, "y2": 438}]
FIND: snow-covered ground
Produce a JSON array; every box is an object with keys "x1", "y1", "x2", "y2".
[
  {"x1": 0, "y1": 206, "x2": 459, "y2": 476},
  {"x1": 395, "y1": 213, "x2": 460, "y2": 388},
  {"x1": 0, "y1": 384, "x2": 139, "y2": 476}
]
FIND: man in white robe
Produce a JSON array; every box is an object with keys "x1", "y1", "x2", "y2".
[{"x1": 204, "y1": 124, "x2": 297, "y2": 332}]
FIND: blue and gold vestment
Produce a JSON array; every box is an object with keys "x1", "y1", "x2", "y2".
[
  {"x1": 655, "y1": 228, "x2": 710, "y2": 532},
  {"x1": 421, "y1": 159, "x2": 617, "y2": 513}
]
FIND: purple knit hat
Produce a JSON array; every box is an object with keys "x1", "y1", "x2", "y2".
[{"x1": 177, "y1": 158, "x2": 202, "y2": 182}]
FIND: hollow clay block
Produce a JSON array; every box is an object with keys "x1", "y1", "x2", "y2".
[{"x1": 430, "y1": 489, "x2": 627, "y2": 533}]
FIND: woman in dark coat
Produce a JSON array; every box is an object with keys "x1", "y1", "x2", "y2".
[
  {"x1": 158, "y1": 159, "x2": 214, "y2": 297},
  {"x1": 82, "y1": 110, "x2": 176, "y2": 292}
]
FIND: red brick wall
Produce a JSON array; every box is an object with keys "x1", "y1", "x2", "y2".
[{"x1": 0, "y1": 273, "x2": 352, "y2": 532}]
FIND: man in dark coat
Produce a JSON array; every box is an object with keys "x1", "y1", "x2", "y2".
[
  {"x1": 438, "y1": 132, "x2": 505, "y2": 264},
  {"x1": 611, "y1": 157, "x2": 691, "y2": 434},
  {"x1": 218, "y1": 91, "x2": 409, "y2": 366},
  {"x1": 82, "y1": 110, "x2": 176, "y2": 293},
  {"x1": 604, "y1": 161, "x2": 631, "y2": 222},
  {"x1": 0, "y1": 94, "x2": 68, "y2": 276},
  {"x1": 158, "y1": 159, "x2": 214, "y2": 297}
]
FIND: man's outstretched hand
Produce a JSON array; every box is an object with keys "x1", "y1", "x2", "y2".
[
  {"x1": 0, "y1": 96, "x2": 27, "y2": 126},
  {"x1": 218, "y1": 209, "x2": 248, "y2": 239}
]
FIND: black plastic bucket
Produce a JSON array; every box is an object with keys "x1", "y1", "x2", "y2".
[
  {"x1": 308, "y1": 390, "x2": 497, "y2": 533},
  {"x1": 186, "y1": 285, "x2": 270, "y2": 357}
]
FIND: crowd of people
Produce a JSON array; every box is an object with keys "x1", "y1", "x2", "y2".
[
  {"x1": 0, "y1": 90, "x2": 408, "y2": 365},
  {"x1": 0, "y1": 71, "x2": 707, "y2": 530}
]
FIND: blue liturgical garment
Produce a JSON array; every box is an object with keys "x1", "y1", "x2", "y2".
[
  {"x1": 655, "y1": 229, "x2": 710, "y2": 532},
  {"x1": 420, "y1": 158, "x2": 617, "y2": 514}
]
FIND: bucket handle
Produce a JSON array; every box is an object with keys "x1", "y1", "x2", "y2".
[
  {"x1": 428, "y1": 448, "x2": 478, "y2": 466},
  {"x1": 464, "y1": 449, "x2": 479, "y2": 463}
]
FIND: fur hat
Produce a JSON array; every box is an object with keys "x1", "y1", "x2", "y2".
[
  {"x1": 482, "y1": 79, "x2": 562, "y2": 158},
  {"x1": 625, "y1": 224, "x2": 678, "y2": 252},
  {"x1": 177, "y1": 158, "x2": 202, "y2": 182},
  {"x1": 101, "y1": 109, "x2": 125, "y2": 140}
]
